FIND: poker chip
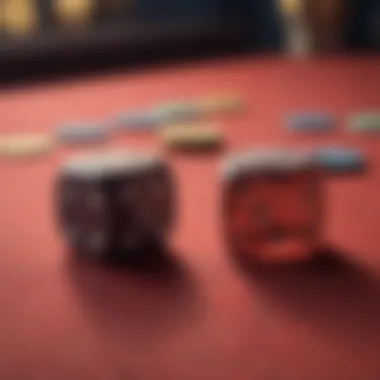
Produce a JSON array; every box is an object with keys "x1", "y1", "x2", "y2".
[
  {"x1": 312, "y1": 147, "x2": 366, "y2": 173},
  {"x1": 153, "y1": 101, "x2": 203, "y2": 123},
  {"x1": 287, "y1": 113, "x2": 334, "y2": 132},
  {"x1": 161, "y1": 123, "x2": 223, "y2": 151},
  {"x1": 197, "y1": 94, "x2": 243, "y2": 115},
  {"x1": 115, "y1": 112, "x2": 161, "y2": 131},
  {"x1": 0, "y1": 134, "x2": 54, "y2": 158},
  {"x1": 56, "y1": 123, "x2": 109, "y2": 143},
  {"x1": 348, "y1": 113, "x2": 380, "y2": 133}
]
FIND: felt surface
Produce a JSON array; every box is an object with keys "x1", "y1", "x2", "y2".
[{"x1": 0, "y1": 56, "x2": 380, "y2": 380}]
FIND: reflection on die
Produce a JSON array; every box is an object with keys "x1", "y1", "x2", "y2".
[
  {"x1": 55, "y1": 151, "x2": 175, "y2": 263},
  {"x1": 221, "y1": 149, "x2": 323, "y2": 265}
]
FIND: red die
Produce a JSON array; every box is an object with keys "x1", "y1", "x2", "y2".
[{"x1": 221, "y1": 149, "x2": 323, "y2": 265}]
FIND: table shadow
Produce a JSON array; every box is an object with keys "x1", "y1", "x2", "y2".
[
  {"x1": 240, "y1": 245, "x2": 380, "y2": 347},
  {"x1": 65, "y1": 246, "x2": 201, "y2": 349}
]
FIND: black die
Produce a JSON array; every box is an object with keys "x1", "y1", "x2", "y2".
[{"x1": 55, "y1": 151, "x2": 175, "y2": 263}]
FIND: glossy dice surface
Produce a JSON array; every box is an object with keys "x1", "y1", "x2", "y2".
[
  {"x1": 222, "y1": 149, "x2": 323, "y2": 264},
  {"x1": 56, "y1": 151, "x2": 174, "y2": 262}
]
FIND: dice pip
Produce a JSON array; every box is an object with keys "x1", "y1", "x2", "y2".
[
  {"x1": 55, "y1": 151, "x2": 174, "y2": 263},
  {"x1": 221, "y1": 149, "x2": 322, "y2": 265}
]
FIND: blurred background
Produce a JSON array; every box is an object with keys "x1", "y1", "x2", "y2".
[{"x1": 0, "y1": 0, "x2": 379, "y2": 84}]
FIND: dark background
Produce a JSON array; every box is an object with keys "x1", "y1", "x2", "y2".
[{"x1": 1, "y1": 0, "x2": 380, "y2": 83}]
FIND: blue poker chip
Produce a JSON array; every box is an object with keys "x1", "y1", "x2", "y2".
[
  {"x1": 287, "y1": 113, "x2": 334, "y2": 132},
  {"x1": 312, "y1": 147, "x2": 365, "y2": 172},
  {"x1": 115, "y1": 112, "x2": 162, "y2": 131},
  {"x1": 56, "y1": 123, "x2": 109, "y2": 143}
]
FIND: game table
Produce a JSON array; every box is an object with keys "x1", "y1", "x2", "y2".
[{"x1": 0, "y1": 56, "x2": 379, "y2": 379}]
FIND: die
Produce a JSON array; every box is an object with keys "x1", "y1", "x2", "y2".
[
  {"x1": 221, "y1": 149, "x2": 323, "y2": 265},
  {"x1": 55, "y1": 150, "x2": 175, "y2": 263}
]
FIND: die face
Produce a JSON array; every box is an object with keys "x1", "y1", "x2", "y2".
[
  {"x1": 57, "y1": 176, "x2": 113, "y2": 260},
  {"x1": 135, "y1": 167, "x2": 174, "y2": 235},
  {"x1": 56, "y1": 153, "x2": 174, "y2": 263},
  {"x1": 224, "y1": 169, "x2": 322, "y2": 264},
  {"x1": 109, "y1": 175, "x2": 147, "y2": 252},
  {"x1": 111, "y1": 167, "x2": 174, "y2": 251}
]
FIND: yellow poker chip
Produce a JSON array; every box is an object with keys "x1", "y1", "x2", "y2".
[
  {"x1": 161, "y1": 123, "x2": 223, "y2": 151},
  {"x1": 197, "y1": 94, "x2": 244, "y2": 115},
  {"x1": 0, "y1": 135, "x2": 54, "y2": 158}
]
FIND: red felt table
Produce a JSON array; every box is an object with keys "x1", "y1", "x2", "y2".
[{"x1": 0, "y1": 56, "x2": 380, "y2": 380}]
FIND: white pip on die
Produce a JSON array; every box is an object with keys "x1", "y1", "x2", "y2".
[{"x1": 55, "y1": 150, "x2": 175, "y2": 263}]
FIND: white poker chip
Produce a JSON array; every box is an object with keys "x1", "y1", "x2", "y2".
[
  {"x1": 287, "y1": 113, "x2": 334, "y2": 132},
  {"x1": 153, "y1": 101, "x2": 203, "y2": 123},
  {"x1": 56, "y1": 123, "x2": 109, "y2": 144},
  {"x1": 115, "y1": 112, "x2": 162, "y2": 131},
  {"x1": 0, "y1": 134, "x2": 54, "y2": 157}
]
